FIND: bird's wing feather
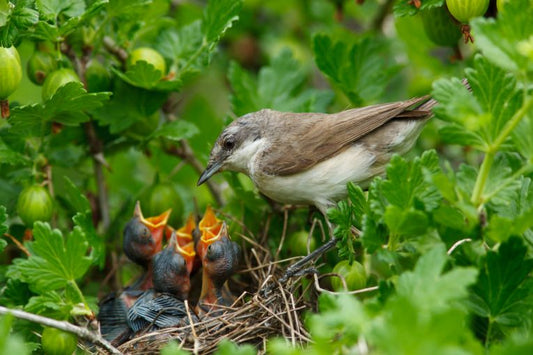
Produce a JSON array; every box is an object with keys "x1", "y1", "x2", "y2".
[{"x1": 260, "y1": 96, "x2": 433, "y2": 176}]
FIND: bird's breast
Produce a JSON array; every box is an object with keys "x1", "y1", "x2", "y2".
[{"x1": 252, "y1": 144, "x2": 378, "y2": 212}]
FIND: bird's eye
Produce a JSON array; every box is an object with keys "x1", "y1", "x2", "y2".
[{"x1": 223, "y1": 136, "x2": 235, "y2": 150}]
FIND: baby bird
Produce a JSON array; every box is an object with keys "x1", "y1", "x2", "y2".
[
  {"x1": 98, "y1": 202, "x2": 171, "y2": 344},
  {"x1": 127, "y1": 230, "x2": 197, "y2": 333},
  {"x1": 197, "y1": 221, "x2": 241, "y2": 316}
]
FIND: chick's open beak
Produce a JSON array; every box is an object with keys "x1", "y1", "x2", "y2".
[{"x1": 197, "y1": 161, "x2": 223, "y2": 186}]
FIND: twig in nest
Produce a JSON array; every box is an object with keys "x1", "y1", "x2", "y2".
[
  {"x1": 313, "y1": 273, "x2": 378, "y2": 295},
  {"x1": 0, "y1": 306, "x2": 121, "y2": 355}
]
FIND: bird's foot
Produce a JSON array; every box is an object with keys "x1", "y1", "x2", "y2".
[{"x1": 260, "y1": 237, "x2": 338, "y2": 297}]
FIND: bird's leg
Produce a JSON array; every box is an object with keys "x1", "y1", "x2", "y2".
[
  {"x1": 278, "y1": 237, "x2": 338, "y2": 284},
  {"x1": 278, "y1": 210, "x2": 337, "y2": 283}
]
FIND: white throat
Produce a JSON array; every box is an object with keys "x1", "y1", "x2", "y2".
[{"x1": 224, "y1": 138, "x2": 266, "y2": 175}]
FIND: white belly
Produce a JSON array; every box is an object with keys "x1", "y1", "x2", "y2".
[{"x1": 252, "y1": 144, "x2": 376, "y2": 212}]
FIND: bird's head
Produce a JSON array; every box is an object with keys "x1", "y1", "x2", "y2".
[
  {"x1": 123, "y1": 201, "x2": 172, "y2": 267},
  {"x1": 152, "y1": 230, "x2": 194, "y2": 300},
  {"x1": 199, "y1": 221, "x2": 241, "y2": 289},
  {"x1": 198, "y1": 111, "x2": 267, "y2": 186}
]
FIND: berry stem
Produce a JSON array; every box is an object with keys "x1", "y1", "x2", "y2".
[{"x1": 1, "y1": 99, "x2": 9, "y2": 119}]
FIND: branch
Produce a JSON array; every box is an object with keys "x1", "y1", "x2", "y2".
[
  {"x1": 371, "y1": 0, "x2": 395, "y2": 32},
  {"x1": 166, "y1": 140, "x2": 226, "y2": 206},
  {"x1": 103, "y1": 36, "x2": 128, "y2": 68},
  {"x1": 84, "y1": 122, "x2": 111, "y2": 230},
  {"x1": 0, "y1": 306, "x2": 122, "y2": 355}
]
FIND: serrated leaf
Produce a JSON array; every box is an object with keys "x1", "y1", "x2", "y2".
[
  {"x1": 229, "y1": 50, "x2": 333, "y2": 116},
  {"x1": 112, "y1": 63, "x2": 184, "y2": 92},
  {"x1": 36, "y1": 0, "x2": 85, "y2": 19},
  {"x1": 0, "y1": 1, "x2": 39, "y2": 47},
  {"x1": 471, "y1": 0, "x2": 533, "y2": 73},
  {"x1": 72, "y1": 212, "x2": 105, "y2": 268},
  {"x1": 24, "y1": 291, "x2": 70, "y2": 318},
  {"x1": 393, "y1": 0, "x2": 444, "y2": 17},
  {"x1": 397, "y1": 244, "x2": 478, "y2": 313},
  {"x1": 381, "y1": 152, "x2": 441, "y2": 211},
  {"x1": 467, "y1": 237, "x2": 533, "y2": 332},
  {"x1": 432, "y1": 56, "x2": 523, "y2": 150},
  {"x1": 313, "y1": 34, "x2": 401, "y2": 106},
  {"x1": 202, "y1": 0, "x2": 243, "y2": 44},
  {"x1": 151, "y1": 120, "x2": 199, "y2": 141},
  {"x1": 14, "y1": 222, "x2": 92, "y2": 293},
  {"x1": 9, "y1": 82, "x2": 111, "y2": 137},
  {"x1": 156, "y1": 21, "x2": 202, "y2": 61}
]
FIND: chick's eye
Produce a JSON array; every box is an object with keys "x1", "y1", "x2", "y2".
[{"x1": 223, "y1": 137, "x2": 235, "y2": 150}]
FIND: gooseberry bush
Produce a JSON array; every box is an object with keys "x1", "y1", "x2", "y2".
[{"x1": 1, "y1": 0, "x2": 532, "y2": 354}]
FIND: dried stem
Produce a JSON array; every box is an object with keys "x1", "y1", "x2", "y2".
[{"x1": 0, "y1": 306, "x2": 122, "y2": 355}]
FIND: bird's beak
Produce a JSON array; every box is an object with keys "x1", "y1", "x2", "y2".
[{"x1": 197, "y1": 161, "x2": 223, "y2": 186}]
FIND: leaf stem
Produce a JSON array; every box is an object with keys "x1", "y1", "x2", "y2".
[
  {"x1": 492, "y1": 96, "x2": 533, "y2": 149},
  {"x1": 179, "y1": 38, "x2": 208, "y2": 74},
  {"x1": 471, "y1": 151, "x2": 494, "y2": 206},
  {"x1": 471, "y1": 95, "x2": 533, "y2": 206}
]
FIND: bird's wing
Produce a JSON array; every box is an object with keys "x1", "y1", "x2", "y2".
[{"x1": 260, "y1": 96, "x2": 433, "y2": 176}]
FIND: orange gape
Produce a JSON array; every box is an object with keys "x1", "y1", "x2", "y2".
[
  {"x1": 135, "y1": 201, "x2": 172, "y2": 255},
  {"x1": 197, "y1": 206, "x2": 223, "y2": 259},
  {"x1": 176, "y1": 214, "x2": 196, "y2": 246}
]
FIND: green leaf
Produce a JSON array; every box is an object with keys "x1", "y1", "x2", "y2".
[
  {"x1": 0, "y1": 206, "x2": 7, "y2": 253},
  {"x1": 0, "y1": 314, "x2": 31, "y2": 355},
  {"x1": 467, "y1": 237, "x2": 533, "y2": 332},
  {"x1": 471, "y1": 0, "x2": 533, "y2": 73},
  {"x1": 155, "y1": 20, "x2": 204, "y2": 77},
  {"x1": 0, "y1": 1, "x2": 39, "y2": 47},
  {"x1": 432, "y1": 56, "x2": 523, "y2": 150},
  {"x1": 393, "y1": 0, "x2": 444, "y2": 17},
  {"x1": 14, "y1": 222, "x2": 92, "y2": 293},
  {"x1": 214, "y1": 339, "x2": 256, "y2": 355},
  {"x1": 396, "y1": 244, "x2": 478, "y2": 313},
  {"x1": 202, "y1": 0, "x2": 243, "y2": 45},
  {"x1": 36, "y1": 0, "x2": 85, "y2": 19},
  {"x1": 381, "y1": 151, "x2": 441, "y2": 211},
  {"x1": 151, "y1": 120, "x2": 199, "y2": 142},
  {"x1": 384, "y1": 205, "x2": 429, "y2": 237},
  {"x1": 62, "y1": 177, "x2": 91, "y2": 214},
  {"x1": 229, "y1": 50, "x2": 333, "y2": 116},
  {"x1": 313, "y1": 34, "x2": 401, "y2": 106},
  {"x1": 24, "y1": 291, "x2": 70, "y2": 318},
  {"x1": 9, "y1": 82, "x2": 111, "y2": 137}
]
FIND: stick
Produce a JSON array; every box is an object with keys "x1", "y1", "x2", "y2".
[{"x1": 0, "y1": 306, "x2": 122, "y2": 355}]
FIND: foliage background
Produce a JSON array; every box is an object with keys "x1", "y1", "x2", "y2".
[{"x1": 1, "y1": 0, "x2": 533, "y2": 354}]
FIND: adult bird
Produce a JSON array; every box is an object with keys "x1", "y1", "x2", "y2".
[
  {"x1": 197, "y1": 97, "x2": 436, "y2": 280},
  {"x1": 127, "y1": 229, "x2": 197, "y2": 333},
  {"x1": 196, "y1": 221, "x2": 241, "y2": 316}
]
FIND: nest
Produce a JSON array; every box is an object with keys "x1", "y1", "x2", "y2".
[{"x1": 108, "y1": 215, "x2": 328, "y2": 354}]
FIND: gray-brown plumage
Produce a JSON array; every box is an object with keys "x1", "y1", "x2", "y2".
[{"x1": 198, "y1": 96, "x2": 436, "y2": 215}]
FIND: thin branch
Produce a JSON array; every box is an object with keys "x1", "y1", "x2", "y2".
[
  {"x1": 165, "y1": 140, "x2": 225, "y2": 206},
  {"x1": 371, "y1": 0, "x2": 395, "y2": 32},
  {"x1": 0, "y1": 306, "x2": 122, "y2": 355},
  {"x1": 85, "y1": 122, "x2": 111, "y2": 230},
  {"x1": 2, "y1": 233, "x2": 30, "y2": 257},
  {"x1": 103, "y1": 36, "x2": 128, "y2": 67}
]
